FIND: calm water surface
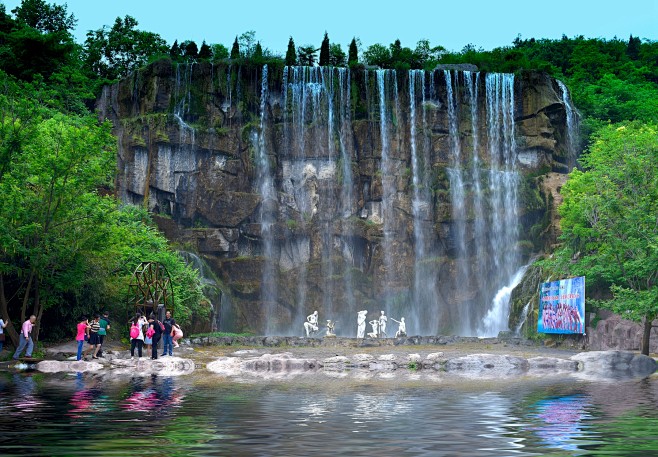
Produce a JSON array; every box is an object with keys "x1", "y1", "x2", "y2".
[{"x1": 0, "y1": 369, "x2": 656, "y2": 456}]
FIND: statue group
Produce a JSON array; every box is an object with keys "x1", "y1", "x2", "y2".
[{"x1": 305, "y1": 310, "x2": 406, "y2": 338}]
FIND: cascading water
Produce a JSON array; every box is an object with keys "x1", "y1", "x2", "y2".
[
  {"x1": 376, "y1": 69, "x2": 396, "y2": 308},
  {"x1": 280, "y1": 66, "x2": 356, "y2": 334},
  {"x1": 408, "y1": 69, "x2": 439, "y2": 334},
  {"x1": 445, "y1": 70, "x2": 472, "y2": 333},
  {"x1": 121, "y1": 64, "x2": 576, "y2": 337},
  {"x1": 557, "y1": 80, "x2": 579, "y2": 170},
  {"x1": 254, "y1": 64, "x2": 278, "y2": 334},
  {"x1": 476, "y1": 73, "x2": 521, "y2": 336}
]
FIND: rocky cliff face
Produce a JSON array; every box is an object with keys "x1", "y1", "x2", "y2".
[{"x1": 99, "y1": 59, "x2": 577, "y2": 336}]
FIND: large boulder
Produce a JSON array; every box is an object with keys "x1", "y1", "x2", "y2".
[{"x1": 570, "y1": 351, "x2": 656, "y2": 379}]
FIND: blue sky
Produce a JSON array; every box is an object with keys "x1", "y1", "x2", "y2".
[{"x1": 2, "y1": 0, "x2": 657, "y2": 53}]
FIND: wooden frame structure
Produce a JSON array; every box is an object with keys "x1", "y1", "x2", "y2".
[{"x1": 127, "y1": 261, "x2": 174, "y2": 321}]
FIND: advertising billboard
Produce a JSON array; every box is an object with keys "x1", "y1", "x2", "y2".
[{"x1": 537, "y1": 276, "x2": 585, "y2": 334}]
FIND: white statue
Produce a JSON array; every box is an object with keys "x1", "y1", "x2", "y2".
[
  {"x1": 356, "y1": 310, "x2": 368, "y2": 338},
  {"x1": 379, "y1": 310, "x2": 388, "y2": 337},
  {"x1": 304, "y1": 311, "x2": 319, "y2": 337},
  {"x1": 326, "y1": 320, "x2": 336, "y2": 337},
  {"x1": 368, "y1": 319, "x2": 379, "y2": 338},
  {"x1": 391, "y1": 317, "x2": 406, "y2": 338}
]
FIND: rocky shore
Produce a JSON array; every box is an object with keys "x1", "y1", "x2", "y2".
[{"x1": 9, "y1": 336, "x2": 655, "y2": 382}]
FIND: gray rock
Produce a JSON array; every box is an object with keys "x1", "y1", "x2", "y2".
[
  {"x1": 570, "y1": 350, "x2": 657, "y2": 378},
  {"x1": 528, "y1": 356, "x2": 579, "y2": 372},
  {"x1": 444, "y1": 353, "x2": 529, "y2": 378}
]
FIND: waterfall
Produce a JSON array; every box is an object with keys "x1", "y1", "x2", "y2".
[
  {"x1": 445, "y1": 70, "x2": 473, "y2": 333},
  {"x1": 472, "y1": 73, "x2": 521, "y2": 336},
  {"x1": 480, "y1": 264, "x2": 530, "y2": 337},
  {"x1": 514, "y1": 301, "x2": 531, "y2": 336},
  {"x1": 254, "y1": 64, "x2": 278, "y2": 334},
  {"x1": 376, "y1": 69, "x2": 396, "y2": 307},
  {"x1": 337, "y1": 68, "x2": 356, "y2": 316},
  {"x1": 409, "y1": 69, "x2": 438, "y2": 334},
  {"x1": 178, "y1": 251, "x2": 224, "y2": 332},
  {"x1": 557, "y1": 80, "x2": 579, "y2": 170},
  {"x1": 280, "y1": 66, "x2": 357, "y2": 334}
]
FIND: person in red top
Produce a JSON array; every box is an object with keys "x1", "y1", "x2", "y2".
[
  {"x1": 13, "y1": 315, "x2": 36, "y2": 360},
  {"x1": 75, "y1": 316, "x2": 90, "y2": 361}
]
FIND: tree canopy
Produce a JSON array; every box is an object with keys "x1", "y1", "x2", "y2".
[{"x1": 549, "y1": 122, "x2": 658, "y2": 354}]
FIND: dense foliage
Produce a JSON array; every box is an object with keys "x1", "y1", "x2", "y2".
[{"x1": 543, "y1": 123, "x2": 658, "y2": 353}]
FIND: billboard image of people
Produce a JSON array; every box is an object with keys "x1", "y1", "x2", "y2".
[{"x1": 537, "y1": 276, "x2": 585, "y2": 335}]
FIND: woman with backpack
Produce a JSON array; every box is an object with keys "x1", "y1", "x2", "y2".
[
  {"x1": 147, "y1": 313, "x2": 163, "y2": 360},
  {"x1": 129, "y1": 317, "x2": 144, "y2": 359}
]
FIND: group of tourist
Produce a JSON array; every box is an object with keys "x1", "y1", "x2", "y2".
[
  {"x1": 75, "y1": 311, "x2": 111, "y2": 361},
  {"x1": 304, "y1": 310, "x2": 406, "y2": 338},
  {"x1": 128, "y1": 310, "x2": 183, "y2": 360}
]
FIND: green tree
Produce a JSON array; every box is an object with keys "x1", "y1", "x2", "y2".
[
  {"x1": 230, "y1": 36, "x2": 240, "y2": 59},
  {"x1": 297, "y1": 44, "x2": 317, "y2": 66},
  {"x1": 182, "y1": 40, "x2": 198, "y2": 59},
  {"x1": 363, "y1": 43, "x2": 390, "y2": 67},
  {"x1": 198, "y1": 40, "x2": 212, "y2": 60},
  {"x1": 238, "y1": 30, "x2": 256, "y2": 58},
  {"x1": 627, "y1": 34, "x2": 641, "y2": 60},
  {"x1": 170, "y1": 40, "x2": 181, "y2": 60},
  {"x1": 329, "y1": 43, "x2": 346, "y2": 66},
  {"x1": 11, "y1": 0, "x2": 76, "y2": 34},
  {"x1": 285, "y1": 36, "x2": 297, "y2": 66},
  {"x1": 253, "y1": 41, "x2": 263, "y2": 61},
  {"x1": 211, "y1": 43, "x2": 229, "y2": 61},
  {"x1": 83, "y1": 15, "x2": 168, "y2": 81},
  {"x1": 348, "y1": 37, "x2": 358, "y2": 65},
  {"x1": 319, "y1": 32, "x2": 330, "y2": 66},
  {"x1": 552, "y1": 122, "x2": 658, "y2": 355},
  {"x1": 0, "y1": 111, "x2": 116, "y2": 343}
]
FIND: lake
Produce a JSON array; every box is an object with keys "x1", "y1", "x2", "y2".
[{"x1": 0, "y1": 369, "x2": 656, "y2": 456}]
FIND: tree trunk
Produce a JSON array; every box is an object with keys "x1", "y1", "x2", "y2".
[
  {"x1": 0, "y1": 274, "x2": 19, "y2": 347},
  {"x1": 20, "y1": 269, "x2": 34, "y2": 324},
  {"x1": 641, "y1": 315, "x2": 653, "y2": 356},
  {"x1": 32, "y1": 276, "x2": 41, "y2": 342}
]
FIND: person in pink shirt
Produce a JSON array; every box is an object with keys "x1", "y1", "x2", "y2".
[
  {"x1": 13, "y1": 315, "x2": 36, "y2": 360},
  {"x1": 75, "y1": 316, "x2": 90, "y2": 361}
]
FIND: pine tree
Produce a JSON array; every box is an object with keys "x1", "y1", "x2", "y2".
[
  {"x1": 319, "y1": 32, "x2": 330, "y2": 66},
  {"x1": 348, "y1": 37, "x2": 358, "y2": 65},
  {"x1": 230, "y1": 36, "x2": 240, "y2": 59},
  {"x1": 254, "y1": 41, "x2": 263, "y2": 61},
  {"x1": 627, "y1": 34, "x2": 641, "y2": 60},
  {"x1": 199, "y1": 40, "x2": 212, "y2": 60},
  {"x1": 285, "y1": 36, "x2": 297, "y2": 66},
  {"x1": 170, "y1": 40, "x2": 181, "y2": 60}
]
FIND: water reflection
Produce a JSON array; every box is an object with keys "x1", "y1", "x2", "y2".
[
  {"x1": 120, "y1": 375, "x2": 183, "y2": 414},
  {"x1": 0, "y1": 372, "x2": 655, "y2": 456},
  {"x1": 10, "y1": 373, "x2": 43, "y2": 413},
  {"x1": 528, "y1": 394, "x2": 593, "y2": 452}
]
